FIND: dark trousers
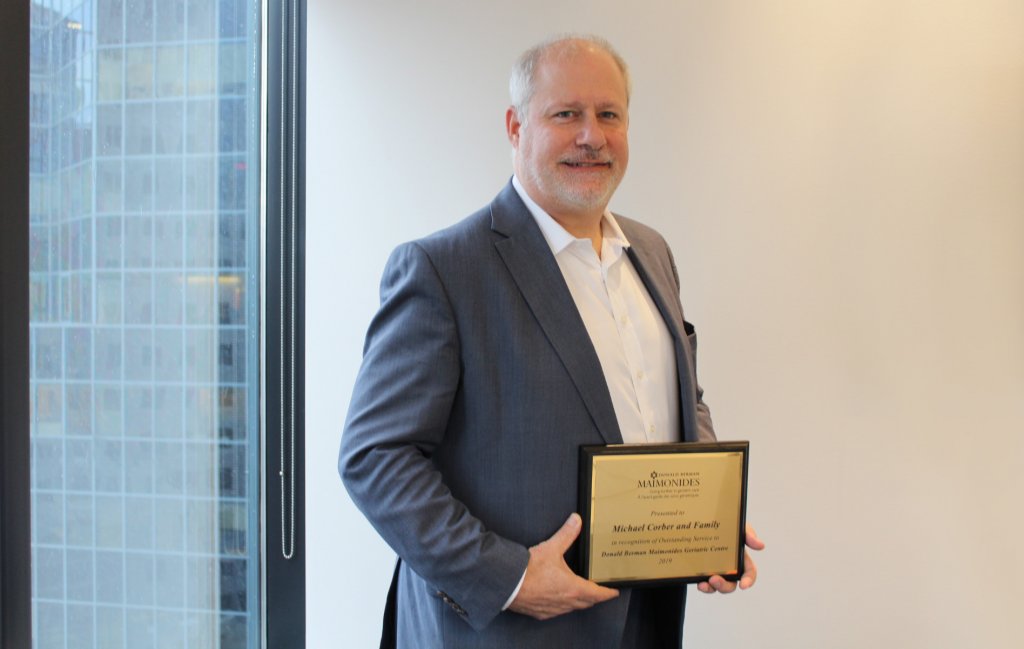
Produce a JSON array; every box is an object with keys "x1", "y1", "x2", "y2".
[{"x1": 619, "y1": 586, "x2": 686, "y2": 649}]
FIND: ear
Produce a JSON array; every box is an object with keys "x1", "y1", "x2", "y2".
[{"x1": 505, "y1": 106, "x2": 522, "y2": 148}]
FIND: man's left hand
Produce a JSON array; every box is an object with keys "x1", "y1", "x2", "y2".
[{"x1": 696, "y1": 523, "x2": 764, "y2": 594}]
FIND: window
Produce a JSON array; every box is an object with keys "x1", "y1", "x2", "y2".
[{"x1": 6, "y1": 1, "x2": 306, "y2": 647}]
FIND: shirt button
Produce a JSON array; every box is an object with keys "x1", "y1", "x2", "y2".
[
  {"x1": 649, "y1": 424, "x2": 656, "y2": 434},
  {"x1": 636, "y1": 370, "x2": 644, "y2": 380}
]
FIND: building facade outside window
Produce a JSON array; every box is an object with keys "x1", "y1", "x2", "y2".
[{"x1": 28, "y1": 1, "x2": 262, "y2": 647}]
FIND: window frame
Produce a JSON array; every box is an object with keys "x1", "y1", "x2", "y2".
[
  {"x1": 1, "y1": 0, "x2": 32, "y2": 646},
  {"x1": 263, "y1": 0, "x2": 307, "y2": 646}
]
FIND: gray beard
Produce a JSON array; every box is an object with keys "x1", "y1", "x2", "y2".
[{"x1": 520, "y1": 166, "x2": 621, "y2": 217}]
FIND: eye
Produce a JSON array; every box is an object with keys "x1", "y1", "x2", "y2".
[
  {"x1": 553, "y1": 110, "x2": 576, "y2": 119},
  {"x1": 599, "y1": 111, "x2": 620, "y2": 120}
]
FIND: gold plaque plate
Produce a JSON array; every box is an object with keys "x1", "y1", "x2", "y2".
[{"x1": 578, "y1": 442, "x2": 749, "y2": 587}]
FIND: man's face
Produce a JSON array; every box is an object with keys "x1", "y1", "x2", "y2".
[{"x1": 507, "y1": 45, "x2": 629, "y2": 224}]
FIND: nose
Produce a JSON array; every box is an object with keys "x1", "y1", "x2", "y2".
[{"x1": 575, "y1": 111, "x2": 607, "y2": 150}]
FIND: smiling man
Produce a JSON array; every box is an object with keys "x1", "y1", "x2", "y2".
[
  {"x1": 507, "y1": 40, "x2": 629, "y2": 249},
  {"x1": 340, "y1": 35, "x2": 762, "y2": 649}
]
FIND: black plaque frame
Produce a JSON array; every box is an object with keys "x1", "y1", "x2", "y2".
[{"x1": 578, "y1": 441, "x2": 749, "y2": 588}]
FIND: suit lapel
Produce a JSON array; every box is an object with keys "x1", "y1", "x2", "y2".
[
  {"x1": 489, "y1": 183, "x2": 623, "y2": 445},
  {"x1": 624, "y1": 244, "x2": 685, "y2": 340},
  {"x1": 623, "y1": 238, "x2": 701, "y2": 442}
]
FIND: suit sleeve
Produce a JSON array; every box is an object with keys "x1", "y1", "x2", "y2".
[{"x1": 339, "y1": 241, "x2": 530, "y2": 631}]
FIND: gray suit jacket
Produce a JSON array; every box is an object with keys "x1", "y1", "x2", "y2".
[{"x1": 340, "y1": 181, "x2": 715, "y2": 648}]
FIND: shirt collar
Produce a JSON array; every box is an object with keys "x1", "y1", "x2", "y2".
[{"x1": 512, "y1": 175, "x2": 631, "y2": 256}]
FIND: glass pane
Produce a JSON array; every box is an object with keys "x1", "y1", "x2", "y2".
[{"x1": 29, "y1": 2, "x2": 262, "y2": 648}]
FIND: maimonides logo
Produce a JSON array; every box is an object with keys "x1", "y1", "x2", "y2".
[{"x1": 637, "y1": 469, "x2": 700, "y2": 489}]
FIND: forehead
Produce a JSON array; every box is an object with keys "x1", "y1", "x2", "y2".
[{"x1": 530, "y1": 46, "x2": 628, "y2": 109}]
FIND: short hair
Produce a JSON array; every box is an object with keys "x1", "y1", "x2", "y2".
[{"x1": 509, "y1": 34, "x2": 632, "y2": 126}]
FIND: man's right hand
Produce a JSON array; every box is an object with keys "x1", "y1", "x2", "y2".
[{"x1": 508, "y1": 513, "x2": 620, "y2": 620}]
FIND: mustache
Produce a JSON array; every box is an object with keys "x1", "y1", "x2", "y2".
[{"x1": 561, "y1": 150, "x2": 613, "y2": 165}]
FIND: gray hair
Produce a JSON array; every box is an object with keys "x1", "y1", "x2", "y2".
[{"x1": 509, "y1": 34, "x2": 632, "y2": 127}]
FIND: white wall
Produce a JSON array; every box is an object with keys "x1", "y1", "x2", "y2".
[{"x1": 306, "y1": 2, "x2": 1024, "y2": 647}]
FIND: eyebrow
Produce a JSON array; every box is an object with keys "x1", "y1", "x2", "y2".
[{"x1": 544, "y1": 100, "x2": 626, "y2": 112}]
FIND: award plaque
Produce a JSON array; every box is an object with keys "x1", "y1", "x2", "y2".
[{"x1": 578, "y1": 441, "x2": 749, "y2": 587}]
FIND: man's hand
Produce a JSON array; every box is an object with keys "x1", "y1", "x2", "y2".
[
  {"x1": 508, "y1": 513, "x2": 620, "y2": 620},
  {"x1": 697, "y1": 523, "x2": 765, "y2": 594}
]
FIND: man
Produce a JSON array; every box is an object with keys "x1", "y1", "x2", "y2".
[{"x1": 340, "y1": 35, "x2": 763, "y2": 648}]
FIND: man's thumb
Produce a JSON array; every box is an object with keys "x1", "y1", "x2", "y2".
[{"x1": 546, "y1": 513, "x2": 582, "y2": 552}]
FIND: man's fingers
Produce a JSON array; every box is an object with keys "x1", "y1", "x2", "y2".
[
  {"x1": 698, "y1": 575, "x2": 737, "y2": 594},
  {"x1": 559, "y1": 577, "x2": 619, "y2": 613},
  {"x1": 580, "y1": 579, "x2": 619, "y2": 605},
  {"x1": 697, "y1": 551, "x2": 758, "y2": 594},
  {"x1": 739, "y1": 551, "x2": 758, "y2": 589},
  {"x1": 745, "y1": 523, "x2": 766, "y2": 551},
  {"x1": 509, "y1": 563, "x2": 619, "y2": 620},
  {"x1": 543, "y1": 513, "x2": 583, "y2": 554}
]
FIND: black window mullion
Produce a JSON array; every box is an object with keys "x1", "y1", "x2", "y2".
[
  {"x1": 264, "y1": 0, "x2": 306, "y2": 647},
  {"x1": 1, "y1": 1, "x2": 32, "y2": 648}
]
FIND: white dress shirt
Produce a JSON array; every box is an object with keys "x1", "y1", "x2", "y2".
[{"x1": 512, "y1": 176, "x2": 680, "y2": 445}]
